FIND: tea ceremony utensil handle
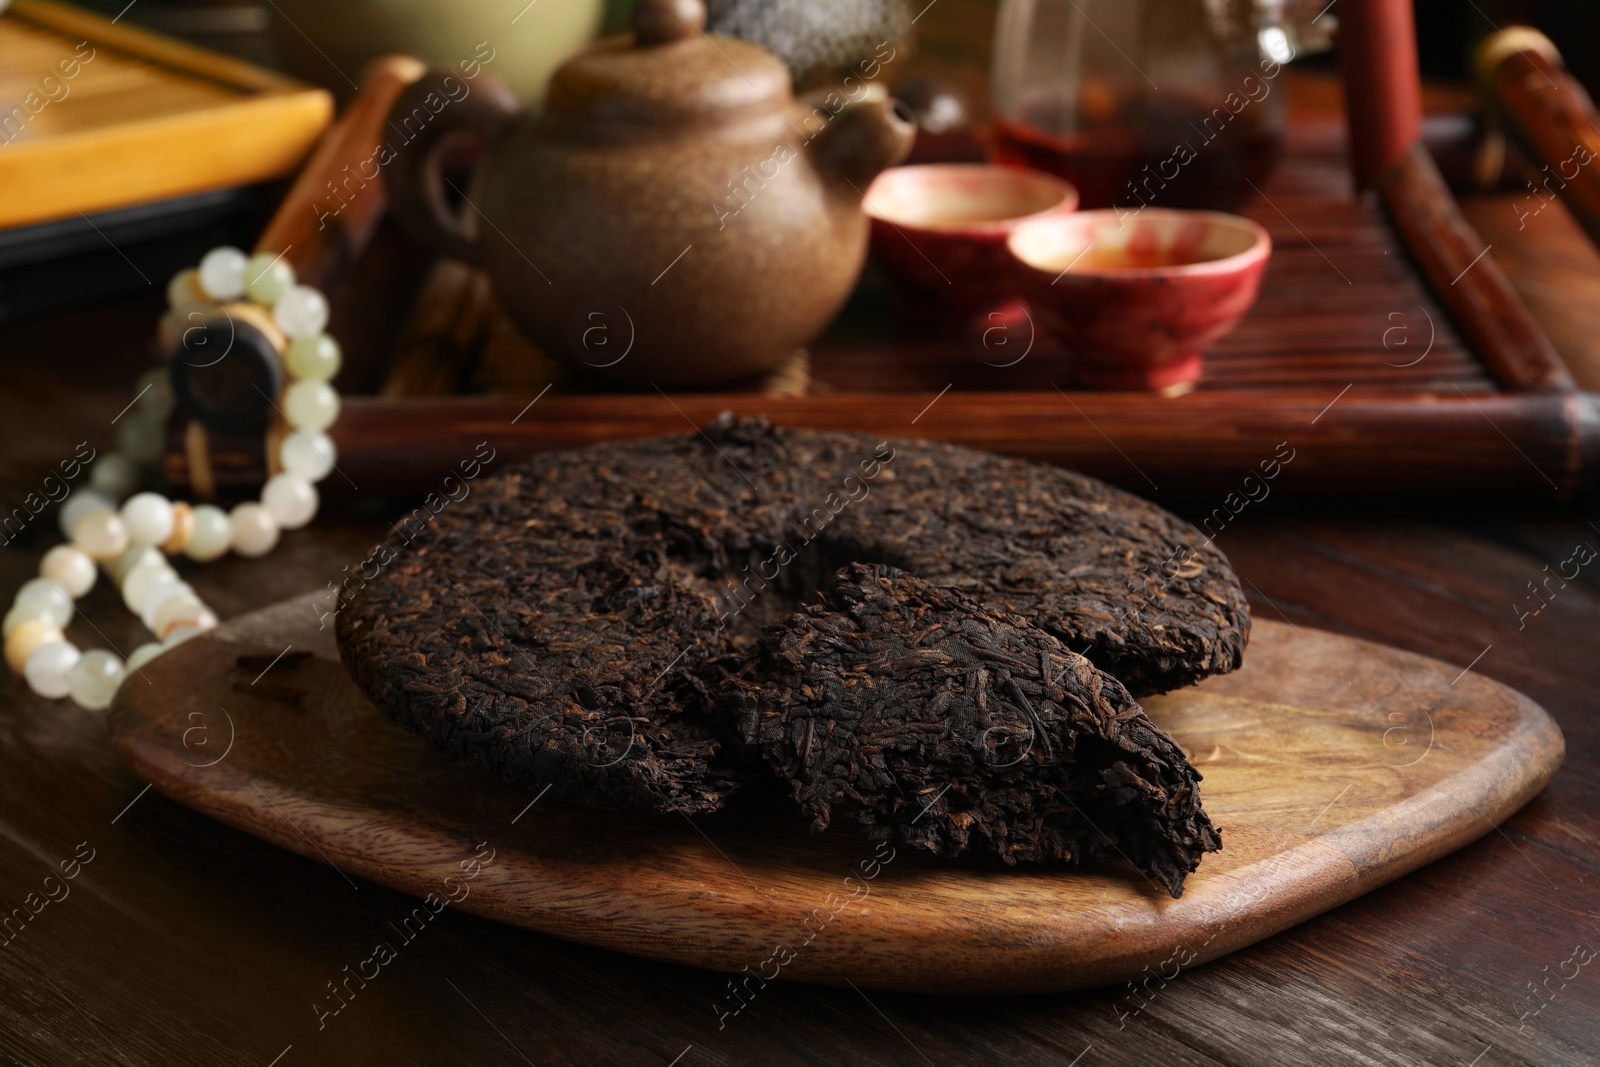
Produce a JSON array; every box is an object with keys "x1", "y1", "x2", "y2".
[
  {"x1": 260, "y1": 53, "x2": 429, "y2": 292},
  {"x1": 1476, "y1": 27, "x2": 1600, "y2": 257},
  {"x1": 384, "y1": 71, "x2": 523, "y2": 265},
  {"x1": 1339, "y1": 0, "x2": 1573, "y2": 394}
]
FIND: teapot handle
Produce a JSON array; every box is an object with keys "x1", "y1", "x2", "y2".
[{"x1": 384, "y1": 71, "x2": 522, "y2": 265}]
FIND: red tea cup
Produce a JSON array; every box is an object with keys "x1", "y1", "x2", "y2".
[
  {"x1": 864, "y1": 163, "x2": 1078, "y2": 318},
  {"x1": 1007, "y1": 208, "x2": 1271, "y2": 391}
]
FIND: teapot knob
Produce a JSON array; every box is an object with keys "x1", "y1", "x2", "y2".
[{"x1": 633, "y1": 0, "x2": 706, "y2": 44}]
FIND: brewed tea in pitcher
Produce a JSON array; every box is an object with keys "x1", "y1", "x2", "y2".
[{"x1": 990, "y1": 0, "x2": 1299, "y2": 211}]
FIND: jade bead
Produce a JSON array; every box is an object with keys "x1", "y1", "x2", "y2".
[
  {"x1": 71, "y1": 507, "x2": 129, "y2": 561},
  {"x1": 66, "y1": 650, "x2": 125, "y2": 711},
  {"x1": 15, "y1": 577, "x2": 73, "y2": 628},
  {"x1": 120, "y1": 492, "x2": 175, "y2": 547},
  {"x1": 243, "y1": 253, "x2": 295, "y2": 305},
  {"x1": 115, "y1": 415, "x2": 164, "y2": 464},
  {"x1": 137, "y1": 579, "x2": 196, "y2": 632},
  {"x1": 198, "y1": 246, "x2": 248, "y2": 300},
  {"x1": 273, "y1": 285, "x2": 329, "y2": 339},
  {"x1": 59, "y1": 490, "x2": 116, "y2": 540},
  {"x1": 153, "y1": 594, "x2": 207, "y2": 639},
  {"x1": 6, "y1": 619, "x2": 63, "y2": 673},
  {"x1": 162, "y1": 502, "x2": 195, "y2": 555},
  {"x1": 285, "y1": 334, "x2": 342, "y2": 382},
  {"x1": 40, "y1": 545, "x2": 95, "y2": 599},
  {"x1": 3, "y1": 603, "x2": 50, "y2": 637},
  {"x1": 229, "y1": 503, "x2": 279, "y2": 558},
  {"x1": 261, "y1": 473, "x2": 318, "y2": 530},
  {"x1": 166, "y1": 268, "x2": 206, "y2": 309},
  {"x1": 24, "y1": 641, "x2": 80, "y2": 699},
  {"x1": 283, "y1": 380, "x2": 339, "y2": 433},
  {"x1": 280, "y1": 431, "x2": 336, "y2": 482},
  {"x1": 121, "y1": 559, "x2": 177, "y2": 615},
  {"x1": 185, "y1": 505, "x2": 232, "y2": 562},
  {"x1": 89, "y1": 453, "x2": 140, "y2": 499},
  {"x1": 126, "y1": 642, "x2": 164, "y2": 672},
  {"x1": 107, "y1": 545, "x2": 161, "y2": 585}
]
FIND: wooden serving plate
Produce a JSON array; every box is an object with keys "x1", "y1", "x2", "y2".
[{"x1": 107, "y1": 593, "x2": 1563, "y2": 995}]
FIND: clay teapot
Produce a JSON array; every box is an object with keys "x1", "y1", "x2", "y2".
[{"x1": 386, "y1": 0, "x2": 915, "y2": 387}]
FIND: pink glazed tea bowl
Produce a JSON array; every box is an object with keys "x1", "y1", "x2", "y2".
[
  {"x1": 865, "y1": 163, "x2": 1078, "y2": 317},
  {"x1": 1007, "y1": 208, "x2": 1271, "y2": 391}
]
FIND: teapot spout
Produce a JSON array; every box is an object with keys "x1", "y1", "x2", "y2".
[{"x1": 807, "y1": 98, "x2": 916, "y2": 195}]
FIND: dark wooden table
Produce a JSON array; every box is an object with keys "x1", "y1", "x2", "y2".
[{"x1": 4, "y1": 102, "x2": 1600, "y2": 1067}]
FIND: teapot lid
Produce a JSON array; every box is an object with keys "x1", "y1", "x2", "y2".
[{"x1": 547, "y1": 0, "x2": 791, "y2": 126}]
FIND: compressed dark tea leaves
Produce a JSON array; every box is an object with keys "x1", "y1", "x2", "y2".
[
  {"x1": 791, "y1": 433, "x2": 1250, "y2": 697},
  {"x1": 736, "y1": 564, "x2": 1221, "y2": 896},
  {"x1": 339, "y1": 418, "x2": 1242, "y2": 889}
]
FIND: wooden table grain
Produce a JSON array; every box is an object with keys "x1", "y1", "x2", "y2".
[{"x1": 3, "y1": 114, "x2": 1600, "y2": 1067}]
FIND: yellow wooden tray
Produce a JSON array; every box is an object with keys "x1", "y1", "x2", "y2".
[{"x1": 0, "y1": 0, "x2": 331, "y2": 229}]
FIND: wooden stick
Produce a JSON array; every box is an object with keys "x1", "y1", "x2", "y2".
[
  {"x1": 12, "y1": 0, "x2": 307, "y2": 93},
  {"x1": 1476, "y1": 27, "x2": 1600, "y2": 254},
  {"x1": 1379, "y1": 141, "x2": 1573, "y2": 392},
  {"x1": 162, "y1": 390, "x2": 1600, "y2": 502},
  {"x1": 1334, "y1": 0, "x2": 1423, "y2": 193},
  {"x1": 1322, "y1": 0, "x2": 1569, "y2": 394},
  {"x1": 379, "y1": 259, "x2": 492, "y2": 398},
  {"x1": 256, "y1": 54, "x2": 427, "y2": 290}
]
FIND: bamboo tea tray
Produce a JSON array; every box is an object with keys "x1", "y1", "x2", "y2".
[
  {"x1": 107, "y1": 593, "x2": 1563, "y2": 994},
  {"x1": 165, "y1": 109, "x2": 1600, "y2": 503},
  {"x1": 0, "y1": 0, "x2": 330, "y2": 230}
]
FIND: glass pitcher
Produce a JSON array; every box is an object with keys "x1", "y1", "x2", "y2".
[{"x1": 990, "y1": 0, "x2": 1326, "y2": 212}]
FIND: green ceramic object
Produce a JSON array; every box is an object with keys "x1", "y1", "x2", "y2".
[{"x1": 270, "y1": 0, "x2": 602, "y2": 104}]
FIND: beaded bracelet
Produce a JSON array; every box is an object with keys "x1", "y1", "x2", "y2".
[{"x1": 2, "y1": 247, "x2": 341, "y2": 710}]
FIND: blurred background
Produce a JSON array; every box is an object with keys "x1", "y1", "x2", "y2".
[{"x1": 58, "y1": 0, "x2": 1600, "y2": 98}]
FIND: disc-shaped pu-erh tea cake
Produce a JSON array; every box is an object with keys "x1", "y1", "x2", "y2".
[
  {"x1": 734, "y1": 564, "x2": 1221, "y2": 896},
  {"x1": 337, "y1": 417, "x2": 1245, "y2": 890}
]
